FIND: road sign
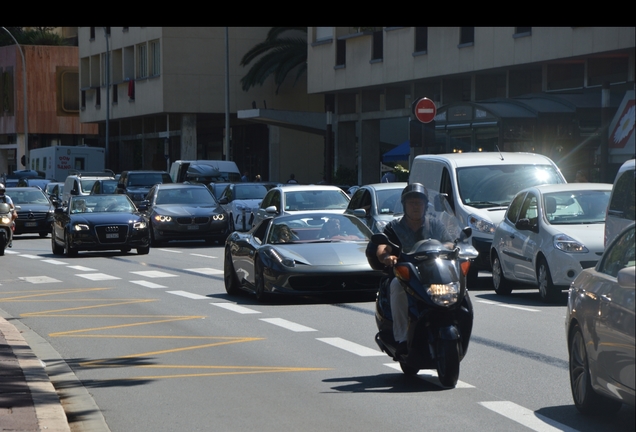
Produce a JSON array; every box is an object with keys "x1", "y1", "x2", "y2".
[{"x1": 413, "y1": 98, "x2": 437, "y2": 124}]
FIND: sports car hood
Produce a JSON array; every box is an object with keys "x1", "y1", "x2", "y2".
[
  {"x1": 271, "y1": 242, "x2": 370, "y2": 266},
  {"x1": 153, "y1": 204, "x2": 223, "y2": 216}
]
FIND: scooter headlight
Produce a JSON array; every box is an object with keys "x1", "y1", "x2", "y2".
[
  {"x1": 427, "y1": 282, "x2": 460, "y2": 306},
  {"x1": 0, "y1": 215, "x2": 11, "y2": 224}
]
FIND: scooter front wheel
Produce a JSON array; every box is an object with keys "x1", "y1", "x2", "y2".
[{"x1": 436, "y1": 340, "x2": 460, "y2": 388}]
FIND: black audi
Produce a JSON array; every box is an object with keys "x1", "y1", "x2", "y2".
[{"x1": 51, "y1": 194, "x2": 150, "y2": 257}]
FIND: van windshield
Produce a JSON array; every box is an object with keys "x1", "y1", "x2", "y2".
[{"x1": 457, "y1": 164, "x2": 564, "y2": 208}]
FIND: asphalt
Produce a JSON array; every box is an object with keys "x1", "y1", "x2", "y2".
[{"x1": 0, "y1": 316, "x2": 70, "y2": 432}]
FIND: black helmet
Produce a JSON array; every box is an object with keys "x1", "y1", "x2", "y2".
[{"x1": 401, "y1": 183, "x2": 428, "y2": 205}]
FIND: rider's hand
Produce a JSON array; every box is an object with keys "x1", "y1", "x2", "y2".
[{"x1": 382, "y1": 254, "x2": 397, "y2": 267}]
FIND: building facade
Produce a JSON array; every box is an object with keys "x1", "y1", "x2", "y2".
[
  {"x1": 307, "y1": 27, "x2": 635, "y2": 184},
  {"x1": 78, "y1": 27, "x2": 325, "y2": 183},
  {"x1": 0, "y1": 41, "x2": 98, "y2": 176}
]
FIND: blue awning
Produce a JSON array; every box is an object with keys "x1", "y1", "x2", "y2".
[{"x1": 382, "y1": 141, "x2": 410, "y2": 162}]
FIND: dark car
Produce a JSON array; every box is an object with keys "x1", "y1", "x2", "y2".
[
  {"x1": 143, "y1": 183, "x2": 229, "y2": 246},
  {"x1": 51, "y1": 194, "x2": 150, "y2": 257},
  {"x1": 6, "y1": 187, "x2": 54, "y2": 237},
  {"x1": 345, "y1": 182, "x2": 407, "y2": 233},
  {"x1": 116, "y1": 170, "x2": 172, "y2": 205},
  {"x1": 90, "y1": 179, "x2": 119, "y2": 195},
  {"x1": 224, "y1": 212, "x2": 383, "y2": 301},
  {"x1": 566, "y1": 222, "x2": 635, "y2": 414}
]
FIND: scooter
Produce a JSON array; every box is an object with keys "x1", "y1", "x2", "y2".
[
  {"x1": 0, "y1": 203, "x2": 16, "y2": 256},
  {"x1": 370, "y1": 194, "x2": 478, "y2": 388}
]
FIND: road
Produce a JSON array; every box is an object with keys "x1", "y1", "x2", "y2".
[{"x1": 1, "y1": 235, "x2": 633, "y2": 432}]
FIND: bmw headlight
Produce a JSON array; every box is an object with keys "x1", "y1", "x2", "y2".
[
  {"x1": 133, "y1": 220, "x2": 147, "y2": 229},
  {"x1": 212, "y1": 214, "x2": 225, "y2": 221},
  {"x1": 154, "y1": 215, "x2": 172, "y2": 222},
  {"x1": 467, "y1": 214, "x2": 496, "y2": 235},
  {"x1": 73, "y1": 223, "x2": 89, "y2": 231},
  {"x1": 553, "y1": 234, "x2": 588, "y2": 253},
  {"x1": 426, "y1": 282, "x2": 459, "y2": 306}
]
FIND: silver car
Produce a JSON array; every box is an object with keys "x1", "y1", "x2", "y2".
[
  {"x1": 565, "y1": 222, "x2": 635, "y2": 414},
  {"x1": 344, "y1": 182, "x2": 407, "y2": 233}
]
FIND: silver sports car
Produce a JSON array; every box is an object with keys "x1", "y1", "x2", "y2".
[{"x1": 224, "y1": 212, "x2": 384, "y2": 301}]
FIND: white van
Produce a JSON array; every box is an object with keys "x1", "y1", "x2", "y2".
[
  {"x1": 409, "y1": 152, "x2": 566, "y2": 284},
  {"x1": 605, "y1": 159, "x2": 635, "y2": 247},
  {"x1": 169, "y1": 160, "x2": 241, "y2": 183}
]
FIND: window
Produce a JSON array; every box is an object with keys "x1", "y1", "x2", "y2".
[
  {"x1": 415, "y1": 27, "x2": 428, "y2": 53},
  {"x1": 371, "y1": 30, "x2": 383, "y2": 61},
  {"x1": 90, "y1": 27, "x2": 95, "y2": 40},
  {"x1": 149, "y1": 40, "x2": 160, "y2": 77},
  {"x1": 60, "y1": 70, "x2": 79, "y2": 113},
  {"x1": 459, "y1": 27, "x2": 474, "y2": 46},
  {"x1": 336, "y1": 39, "x2": 346, "y2": 67},
  {"x1": 315, "y1": 27, "x2": 333, "y2": 42},
  {"x1": 136, "y1": 43, "x2": 148, "y2": 79},
  {"x1": 514, "y1": 27, "x2": 532, "y2": 37},
  {"x1": 599, "y1": 226, "x2": 635, "y2": 278}
]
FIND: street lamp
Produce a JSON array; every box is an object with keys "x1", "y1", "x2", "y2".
[{"x1": 1, "y1": 27, "x2": 28, "y2": 168}]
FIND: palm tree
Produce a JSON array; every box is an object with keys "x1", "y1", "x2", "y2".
[{"x1": 240, "y1": 27, "x2": 307, "y2": 94}]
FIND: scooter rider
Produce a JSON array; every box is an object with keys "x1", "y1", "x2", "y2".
[
  {"x1": 374, "y1": 183, "x2": 454, "y2": 354},
  {"x1": 0, "y1": 183, "x2": 18, "y2": 247}
]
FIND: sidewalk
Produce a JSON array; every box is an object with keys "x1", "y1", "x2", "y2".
[{"x1": 0, "y1": 316, "x2": 70, "y2": 432}]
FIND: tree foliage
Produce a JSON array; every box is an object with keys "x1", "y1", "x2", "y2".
[
  {"x1": 0, "y1": 27, "x2": 68, "y2": 47},
  {"x1": 240, "y1": 27, "x2": 307, "y2": 94}
]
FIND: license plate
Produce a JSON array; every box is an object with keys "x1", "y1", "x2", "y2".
[
  {"x1": 106, "y1": 233, "x2": 119, "y2": 238},
  {"x1": 187, "y1": 225, "x2": 199, "y2": 230},
  {"x1": 25, "y1": 222, "x2": 38, "y2": 227}
]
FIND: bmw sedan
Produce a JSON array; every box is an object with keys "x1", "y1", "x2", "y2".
[
  {"x1": 566, "y1": 222, "x2": 634, "y2": 414},
  {"x1": 491, "y1": 183, "x2": 612, "y2": 302},
  {"x1": 51, "y1": 194, "x2": 150, "y2": 256},
  {"x1": 6, "y1": 187, "x2": 54, "y2": 237},
  {"x1": 143, "y1": 183, "x2": 229, "y2": 246}
]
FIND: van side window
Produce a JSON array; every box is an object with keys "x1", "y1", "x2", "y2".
[{"x1": 440, "y1": 168, "x2": 455, "y2": 212}]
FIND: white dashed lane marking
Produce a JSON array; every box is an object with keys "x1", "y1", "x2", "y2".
[
  {"x1": 76, "y1": 273, "x2": 121, "y2": 281},
  {"x1": 167, "y1": 290, "x2": 210, "y2": 300},
  {"x1": 209, "y1": 302, "x2": 261, "y2": 314},
  {"x1": 316, "y1": 337, "x2": 385, "y2": 357},
  {"x1": 18, "y1": 254, "x2": 41, "y2": 259},
  {"x1": 129, "y1": 270, "x2": 178, "y2": 278},
  {"x1": 130, "y1": 280, "x2": 167, "y2": 289},
  {"x1": 479, "y1": 401, "x2": 578, "y2": 432},
  {"x1": 185, "y1": 268, "x2": 223, "y2": 276},
  {"x1": 260, "y1": 318, "x2": 317, "y2": 332},
  {"x1": 18, "y1": 276, "x2": 61, "y2": 284},
  {"x1": 67, "y1": 265, "x2": 97, "y2": 271},
  {"x1": 40, "y1": 259, "x2": 67, "y2": 265},
  {"x1": 477, "y1": 300, "x2": 540, "y2": 312}
]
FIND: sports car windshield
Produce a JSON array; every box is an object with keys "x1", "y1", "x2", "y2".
[
  {"x1": 155, "y1": 187, "x2": 217, "y2": 205},
  {"x1": 70, "y1": 195, "x2": 135, "y2": 213},
  {"x1": 544, "y1": 190, "x2": 610, "y2": 225},
  {"x1": 457, "y1": 164, "x2": 564, "y2": 208},
  {"x1": 267, "y1": 214, "x2": 371, "y2": 244}
]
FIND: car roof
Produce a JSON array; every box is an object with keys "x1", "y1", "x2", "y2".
[
  {"x1": 523, "y1": 183, "x2": 613, "y2": 194},
  {"x1": 360, "y1": 182, "x2": 408, "y2": 191},
  {"x1": 123, "y1": 170, "x2": 170, "y2": 174},
  {"x1": 274, "y1": 185, "x2": 346, "y2": 192},
  {"x1": 413, "y1": 152, "x2": 557, "y2": 168},
  {"x1": 154, "y1": 183, "x2": 207, "y2": 189}
]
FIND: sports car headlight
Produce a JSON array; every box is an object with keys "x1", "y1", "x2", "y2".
[
  {"x1": 154, "y1": 215, "x2": 172, "y2": 222},
  {"x1": 212, "y1": 214, "x2": 225, "y2": 221},
  {"x1": 467, "y1": 214, "x2": 496, "y2": 235},
  {"x1": 0, "y1": 215, "x2": 11, "y2": 224},
  {"x1": 133, "y1": 220, "x2": 147, "y2": 229},
  {"x1": 266, "y1": 248, "x2": 295, "y2": 267},
  {"x1": 73, "y1": 223, "x2": 90, "y2": 231},
  {"x1": 426, "y1": 282, "x2": 460, "y2": 306},
  {"x1": 553, "y1": 234, "x2": 588, "y2": 253}
]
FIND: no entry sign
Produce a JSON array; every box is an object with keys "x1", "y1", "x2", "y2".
[{"x1": 413, "y1": 97, "x2": 437, "y2": 123}]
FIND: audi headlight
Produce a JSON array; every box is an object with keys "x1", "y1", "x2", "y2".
[
  {"x1": 553, "y1": 234, "x2": 588, "y2": 253},
  {"x1": 467, "y1": 214, "x2": 496, "y2": 235},
  {"x1": 154, "y1": 215, "x2": 172, "y2": 222},
  {"x1": 73, "y1": 224, "x2": 89, "y2": 231},
  {"x1": 133, "y1": 220, "x2": 147, "y2": 229},
  {"x1": 212, "y1": 214, "x2": 225, "y2": 221},
  {"x1": 426, "y1": 282, "x2": 460, "y2": 306}
]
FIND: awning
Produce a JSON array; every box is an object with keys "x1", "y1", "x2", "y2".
[{"x1": 382, "y1": 140, "x2": 410, "y2": 162}]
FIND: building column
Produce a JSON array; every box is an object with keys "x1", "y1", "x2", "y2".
[
  {"x1": 359, "y1": 119, "x2": 380, "y2": 185},
  {"x1": 181, "y1": 114, "x2": 197, "y2": 160}
]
